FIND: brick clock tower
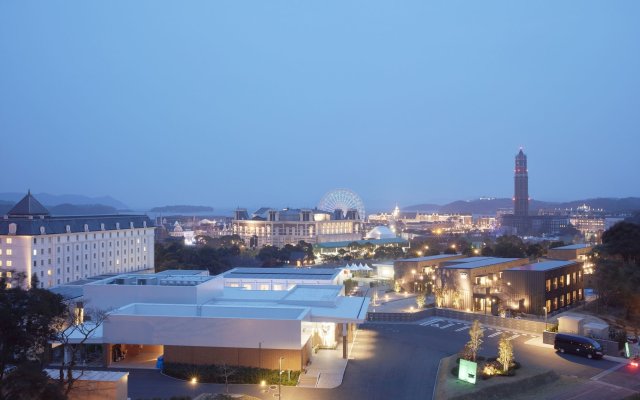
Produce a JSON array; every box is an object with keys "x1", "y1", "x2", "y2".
[{"x1": 514, "y1": 148, "x2": 529, "y2": 217}]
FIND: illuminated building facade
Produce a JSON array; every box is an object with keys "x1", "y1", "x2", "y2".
[
  {"x1": 233, "y1": 207, "x2": 362, "y2": 248},
  {"x1": 0, "y1": 192, "x2": 154, "y2": 288}
]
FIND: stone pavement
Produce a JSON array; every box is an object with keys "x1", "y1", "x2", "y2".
[{"x1": 297, "y1": 341, "x2": 349, "y2": 388}]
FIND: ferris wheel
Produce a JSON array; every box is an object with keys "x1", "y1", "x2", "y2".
[{"x1": 317, "y1": 189, "x2": 365, "y2": 221}]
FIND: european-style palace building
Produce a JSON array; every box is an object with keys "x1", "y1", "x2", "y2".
[
  {"x1": 0, "y1": 192, "x2": 154, "y2": 288},
  {"x1": 232, "y1": 207, "x2": 363, "y2": 248}
]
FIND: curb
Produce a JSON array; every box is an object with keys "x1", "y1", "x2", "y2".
[{"x1": 432, "y1": 357, "x2": 443, "y2": 400}]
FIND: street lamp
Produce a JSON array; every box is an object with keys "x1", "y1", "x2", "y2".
[
  {"x1": 278, "y1": 357, "x2": 283, "y2": 398},
  {"x1": 543, "y1": 306, "x2": 548, "y2": 330}
]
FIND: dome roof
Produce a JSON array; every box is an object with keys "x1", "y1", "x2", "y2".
[{"x1": 365, "y1": 225, "x2": 396, "y2": 240}]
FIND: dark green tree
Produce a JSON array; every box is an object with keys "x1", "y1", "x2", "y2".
[
  {"x1": 0, "y1": 283, "x2": 67, "y2": 399},
  {"x1": 593, "y1": 221, "x2": 640, "y2": 318},
  {"x1": 493, "y1": 235, "x2": 526, "y2": 258}
]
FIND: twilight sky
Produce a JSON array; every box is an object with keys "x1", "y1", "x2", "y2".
[{"x1": 1, "y1": 1, "x2": 639, "y2": 211}]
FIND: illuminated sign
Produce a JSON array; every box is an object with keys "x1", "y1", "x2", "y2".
[{"x1": 458, "y1": 359, "x2": 477, "y2": 384}]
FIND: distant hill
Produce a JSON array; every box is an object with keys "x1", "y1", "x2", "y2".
[
  {"x1": 150, "y1": 205, "x2": 214, "y2": 213},
  {"x1": 0, "y1": 192, "x2": 129, "y2": 210},
  {"x1": 0, "y1": 201, "x2": 120, "y2": 216},
  {"x1": 404, "y1": 197, "x2": 640, "y2": 215},
  {"x1": 48, "y1": 203, "x2": 119, "y2": 215}
]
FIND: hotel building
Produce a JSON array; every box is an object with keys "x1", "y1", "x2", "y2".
[{"x1": 0, "y1": 192, "x2": 154, "y2": 288}]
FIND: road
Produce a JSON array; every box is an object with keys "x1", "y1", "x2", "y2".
[{"x1": 126, "y1": 318, "x2": 640, "y2": 400}]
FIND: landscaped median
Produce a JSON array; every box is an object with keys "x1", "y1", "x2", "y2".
[
  {"x1": 433, "y1": 354, "x2": 558, "y2": 400},
  {"x1": 162, "y1": 362, "x2": 300, "y2": 386}
]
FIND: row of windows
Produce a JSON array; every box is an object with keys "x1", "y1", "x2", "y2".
[
  {"x1": 545, "y1": 271, "x2": 582, "y2": 292},
  {"x1": 33, "y1": 253, "x2": 149, "y2": 267},
  {"x1": 0, "y1": 230, "x2": 152, "y2": 247},
  {"x1": 30, "y1": 229, "x2": 152, "y2": 244},
  {"x1": 34, "y1": 245, "x2": 148, "y2": 258},
  {"x1": 32, "y1": 239, "x2": 148, "y2": 255},
  {"x1": 545, "y1": 289, "x2": 583, "y2": 311}
]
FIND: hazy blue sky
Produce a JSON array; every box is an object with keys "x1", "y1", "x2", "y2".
[{"x1": 1, "y1": 1, "x2": 639, "y2": 211}]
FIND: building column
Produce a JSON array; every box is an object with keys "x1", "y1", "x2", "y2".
[
  {"x1": 342, "y1": 323, "x2": 348, "y2": 359},
  {"x1": 103, "y1": 344, "x2": 112, "y2": 367}
]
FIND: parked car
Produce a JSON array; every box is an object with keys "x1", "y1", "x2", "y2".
[{"x1": 554, "y1": 333, "x2": 604, "y2": 359}]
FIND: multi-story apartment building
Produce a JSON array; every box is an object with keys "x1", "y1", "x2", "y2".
[
  {"x1": 233, "y1": 207, "x2": 362, "y2": 248},
  {"x1": 502, "y1": 260, "x2": 584, "y2": 315},
  {"x1": 0, "y1": 192, "x2": 154, "y2": 288}
]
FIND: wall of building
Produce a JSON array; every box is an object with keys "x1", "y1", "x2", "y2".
[
  {"x1": 436, "y1": 258, "x2": 529, "y2": 311},
  {"x1": 232, "y1": 219, "x2": 362, "y2": 248},
  {"x1": 103, "y1": 314, "x2": 305, "y2": 350},
  {"x1": 502, "y1": 263, "x2": 583, "y2": 314},
  {"x1": 85, "y1": 277, "x2": 222, "y2": 310},
  {"x1": 0, "y1": 227, "x2": 154, "y2": 288},
  {"x1": 501, "y1": 270, "x2": 545, "y2": 314},
  {"x1": 66, "y1": 377, "x2": 128, "y2": 400},
  {"x1": 0, "y1": 236, "x2": 31, "y2": 287},
  {"x1": 163, "y1": 339, "x2": 312, "y2": 371}
]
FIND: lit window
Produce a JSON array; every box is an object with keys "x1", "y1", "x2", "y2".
[
  {"x1": 6, "y1": 238, "x2": 12, "y2": 244},
  {"x1": 6, "y1": 261, "x2": 11, "y2": 267},
  {"x1": 6, "y1": 249, "x2": 12, "y2": 256},
  {"x1": 33, "y1": 249, "x2": 37, "y2": 256}
]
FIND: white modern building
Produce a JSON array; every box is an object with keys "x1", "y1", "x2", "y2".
[
  {"x1": 64, "y1": 268, "x2": 369, "y2": 372},
  {"x1": 0, "y1": 192, "x2": 154, "y2": 288},
  {"x1": 221, "y1": 267, "x2": 350, "y2": 290}
]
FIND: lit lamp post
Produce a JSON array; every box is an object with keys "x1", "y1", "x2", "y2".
[
  {"x1": 543, "y1": 306, "x2": 548, "y2": 330},
  {"x1": 279, "y1": 356, "x2": 284, "y2": 399}
]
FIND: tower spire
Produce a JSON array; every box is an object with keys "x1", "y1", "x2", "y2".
[{"x1": 514, "y1": 149, "x2": 529, "y2": 217}]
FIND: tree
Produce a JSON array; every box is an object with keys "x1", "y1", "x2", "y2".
[
  {"x1": 600, "y1": 221, "x2": 640, "y2": 263},
  {"x1": 343, "y1": 279, "x2": 357, "y2": 295},
  {"x1": 53, "y1": 305, "x2": 109, "y2": 397},
  {"x1": 466, "y1": 320, "x2": 484, "y2": 362},
  {"x1": 217, "y1": 363, "x2": 237, "y2": 394},
  {"x1": 493, "y1": 235, "x2": 526, "y2": 258},
  {"x1": 0, "y1": 282, "x2": 67, "y2": 399},
  {"x1": 593, "y1": 221, "x2": 640, "y2": 318},
  {"x1": 525, "y1": 243, "x2": 545, "y2": 259},
  {"x1": 415, "y1": 293, "x2": 426, "y2": 308},
  {"x1": 481, "y1": 246, "x2": 494, "y2": 257},
  {"x1": 1, "y1": 362, "x2": 65, "y2": 400},
  {"x1": 497, "y1": 333, "x2": 514, "y2": 373}
]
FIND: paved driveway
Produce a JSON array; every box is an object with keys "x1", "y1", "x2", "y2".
[{"x1": 126, "y1": 319, "x2": 639, "y2": 400}]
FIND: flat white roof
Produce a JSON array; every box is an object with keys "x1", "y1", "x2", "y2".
[
  {"x1": 223, "y1": 267, "x2": 341, "y2": 281},
  {"x1": 112, "y1": 303, "x2": 309, "y2": 320},
  {"x1": 89, "y1": 272, "x2": 215, "y2": 287},
  {"x1": 282, "y1": 285, "x2": 342, "y2": 303},
  {"x1": 56, "y1": 322, "x2": 104, "y2": 344}
]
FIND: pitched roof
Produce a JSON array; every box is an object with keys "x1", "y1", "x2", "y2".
[{"x1": 7, "y1": 191, "x2": 50, "y2": 216}]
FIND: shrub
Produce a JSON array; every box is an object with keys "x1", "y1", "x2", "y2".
[{"x1": 163, "y1": 363, "x2": 300, "y2": 386}]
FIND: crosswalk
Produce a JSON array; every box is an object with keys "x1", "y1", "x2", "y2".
[{"x1": 417, "y1": 318, "x2": 538, "y2": 341}]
